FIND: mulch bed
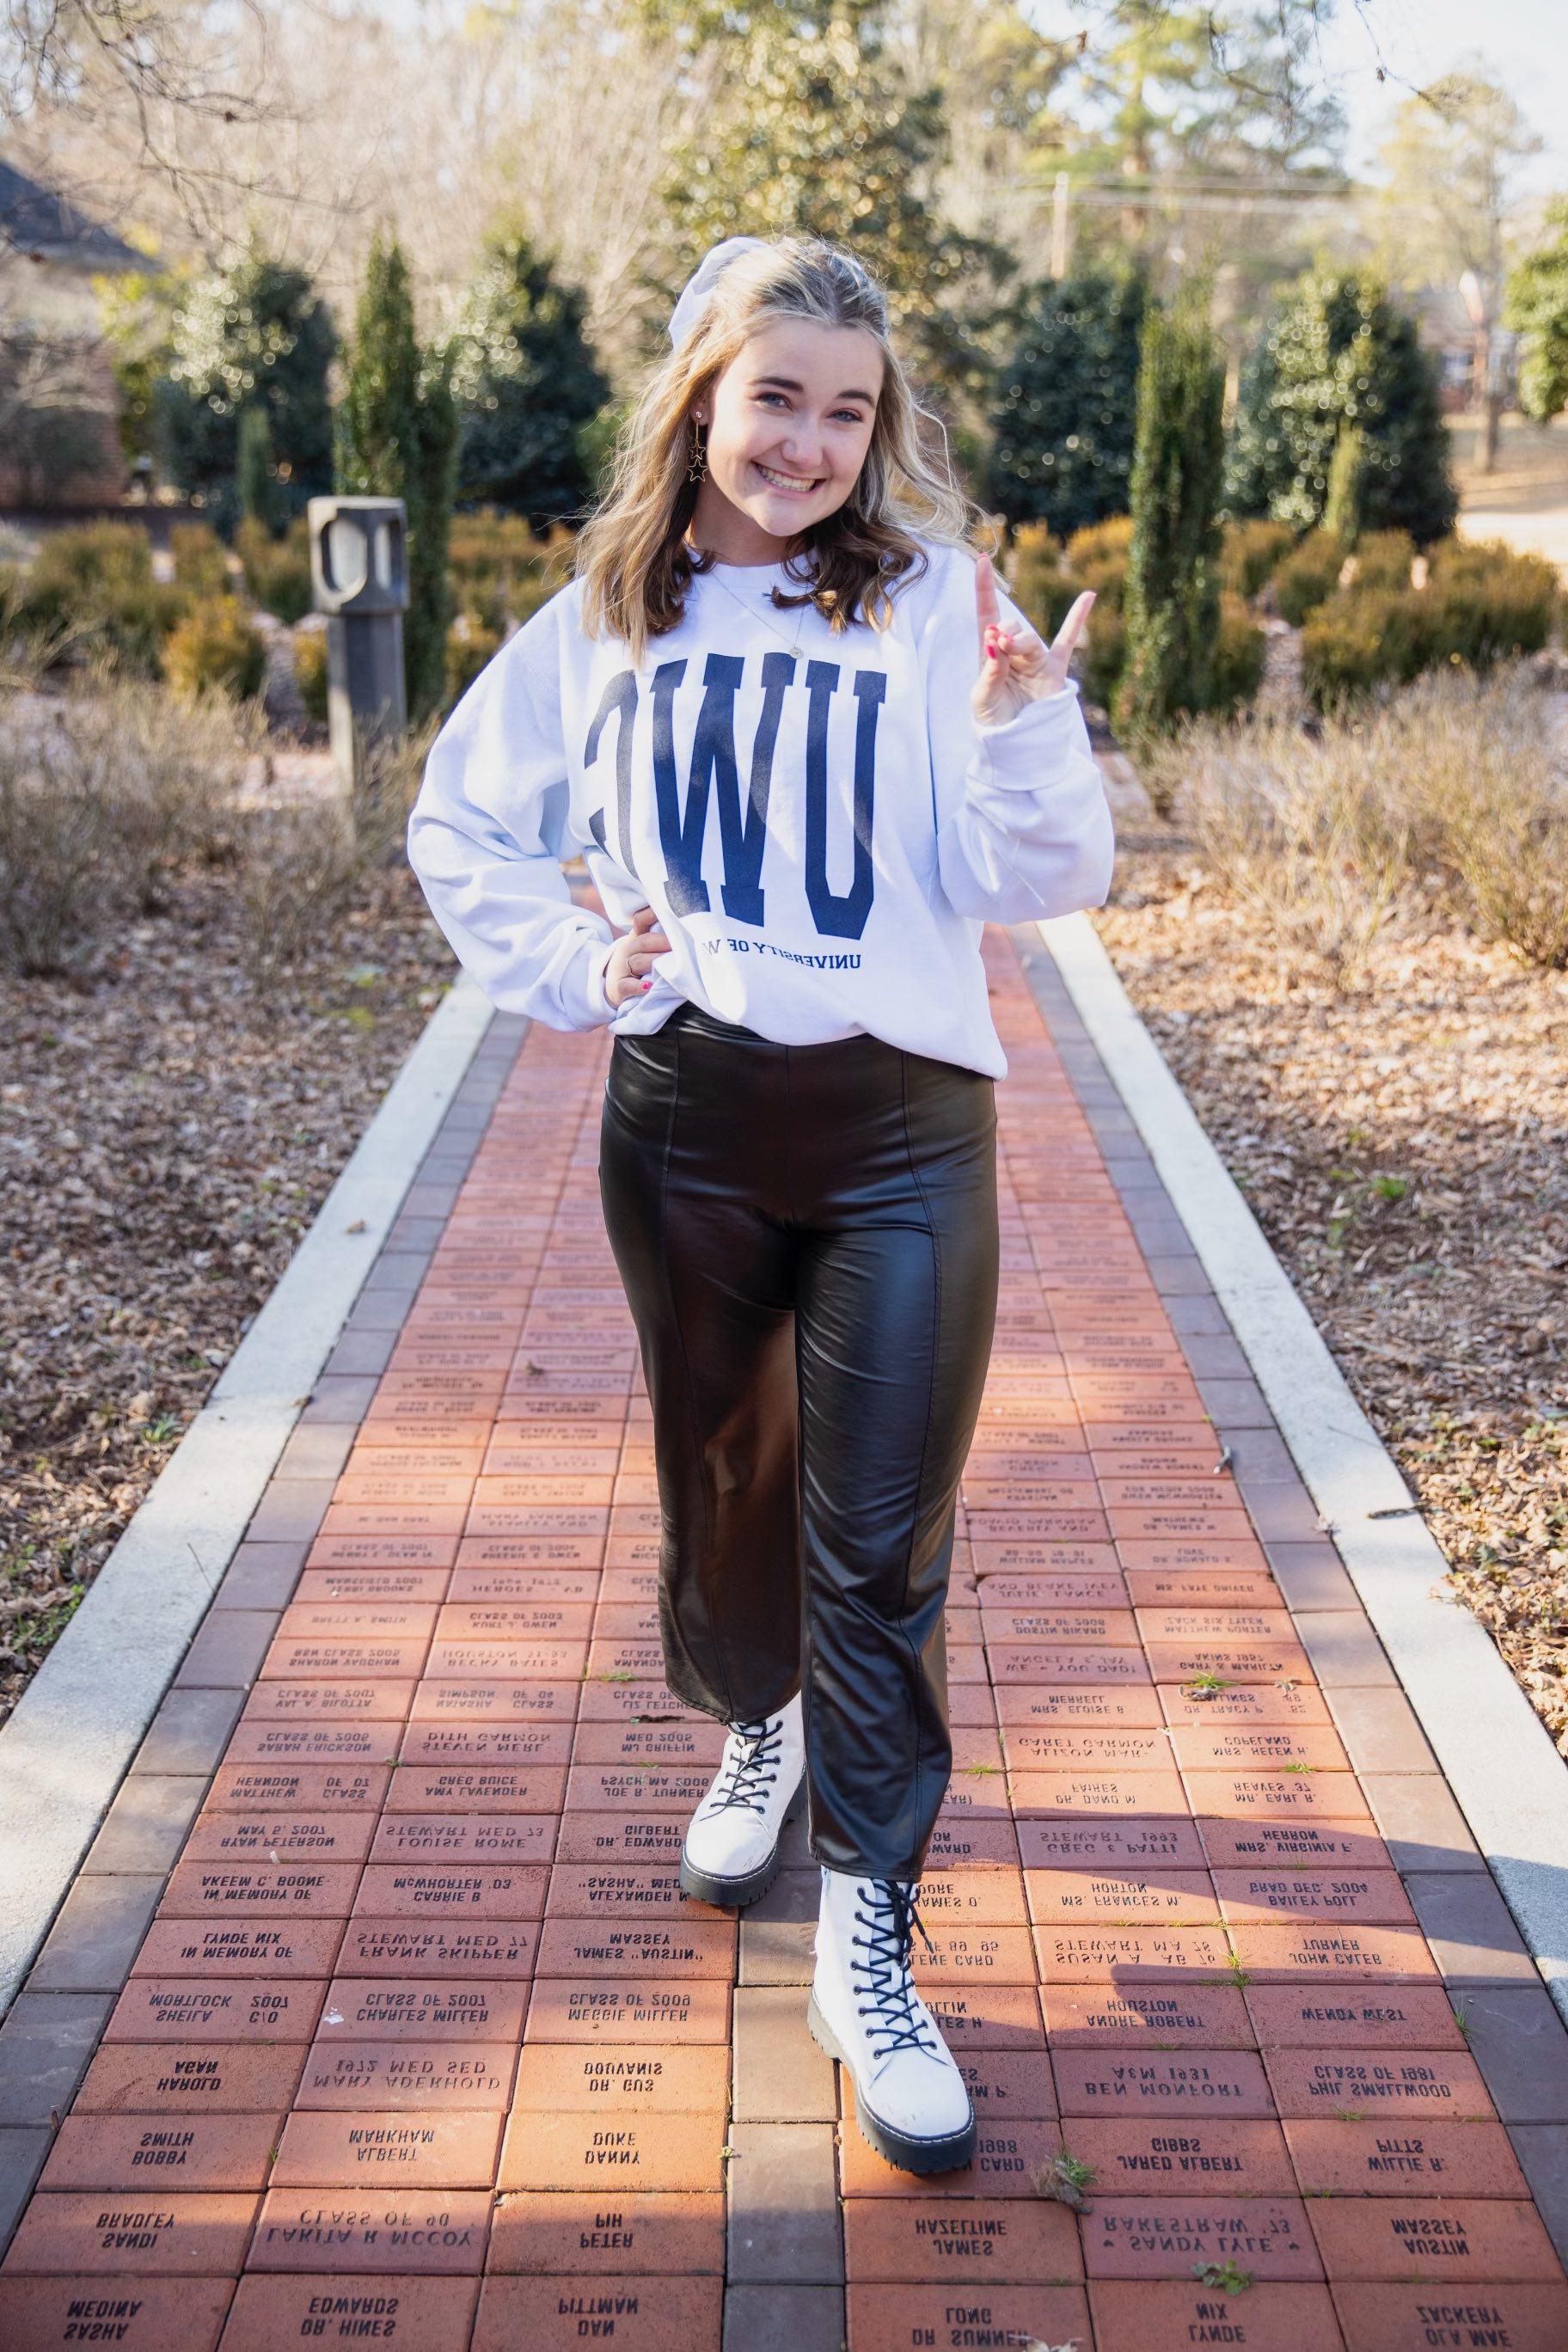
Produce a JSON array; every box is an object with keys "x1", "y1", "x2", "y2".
[
  {"x1": 0, "y1": 858, "x2": 453, "y2": 1726},
  {"x1": 1094, "y1": 799, "x2": 1568, "y2": 1755}
]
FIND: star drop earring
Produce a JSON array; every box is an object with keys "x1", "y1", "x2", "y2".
[{"x1": 688, "y1": 413, "x2": 708, "y2": 482}]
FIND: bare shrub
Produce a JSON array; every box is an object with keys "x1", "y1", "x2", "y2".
[
  {"x1": 1158, "y1": 660, "x2": 1568, "y2": 981},
  {"x1": 1451, "y1": 793, "x2": 1568, "y2": 969},
  {"x1": 234, "y1": 718, "x2": 439, "y2": 970},
  {"x1": 64, "y1": 672, "x2": 254, "y2": 907},
  {"x1": 236, "y1": 796, "x2": 368, "y2": 970},
  {"x1": 0, "y1": 713, "x2": 116, "y2": 975},
  {"x1": 1168, "y1": 707, "x2": 1411, "y2": 989},
  {"x1": 352, "y1": 717, "x2": 441, "y2": 867},
  {"x1": 1395, "y1": 667, "x2": 1568, "y2": 970},
  {"x1": 0, "y1": 671, "x2": 251, "y2": 971}
]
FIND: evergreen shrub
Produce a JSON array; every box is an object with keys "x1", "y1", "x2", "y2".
[
  {"x1": 1347, "y1": 530, "x2": 1416, "y2": 594},
  {"x1": 1218, "y1": 518, "x2": 1295, "y2": 599},
  {"x1": 237, "y1": 517, "x2": 314, "y2": 625},
  {"x1": 9, "y1": 523, "x2": 184, "y2": 674},
  {"x1": 1273, "y1": 530, "x2": 1348, "y2": 625},
  {"x1": 162, "y1": 597, "x2": 267, "y2": 705},
  {"x1": 1113, "y1": 289, "x2": 1227, "y2": 744}
]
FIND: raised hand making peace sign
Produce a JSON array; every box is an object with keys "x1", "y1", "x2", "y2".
[{"x1": 971, "y1": 550, "x2": 1096, "y2": 728}]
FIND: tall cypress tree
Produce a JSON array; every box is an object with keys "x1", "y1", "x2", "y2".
[
  {"x1": 236, "y1": 403, "x2": 275, "y2": 531},
  {"x1": 335, "y1": 233, "x2": 455, "y2": 723},
  {"x1": 1113, "y1": 286, "x2": 1227, "y2": 745},
  {"x1": 409, "y1": 344, "x2": 459, "y2": 722}
]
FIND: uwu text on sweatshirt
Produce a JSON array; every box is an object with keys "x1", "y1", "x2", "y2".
[{"x1": 406, "y1": 533, "x2": 1115, "y2": 1081}]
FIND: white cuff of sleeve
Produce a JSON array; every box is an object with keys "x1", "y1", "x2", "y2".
[
  {"x1": 973, "y1": 677, "x2": 1088, "y2": 789},
  {"x1": 579, "y1": 932, "x2": 619, "y2": 1026}
]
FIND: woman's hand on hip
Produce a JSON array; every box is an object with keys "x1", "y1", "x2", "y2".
[
  {"x1": 971, "y1": 550, "x2": 1095, "y2": 726},
  {"x1": 604, "y1": 903, "x2": 672, "y2": 1007}
]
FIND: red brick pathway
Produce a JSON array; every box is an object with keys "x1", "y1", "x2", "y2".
[{"x1": 3, "y1": 925, "x2": 1566, "y2": 2350}]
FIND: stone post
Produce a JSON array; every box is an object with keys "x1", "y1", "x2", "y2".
[{"x1": 307, "y1": 496, "x2": 409, "y2": 818}]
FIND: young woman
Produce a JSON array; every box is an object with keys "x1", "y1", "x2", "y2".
[{"x1": 407, "y1": 232, "x2": 1112, "y2": 2176}]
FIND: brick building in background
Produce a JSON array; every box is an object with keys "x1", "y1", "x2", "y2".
[{"x1": 0, "y1": 158, "x2": 146, "y2": 511}]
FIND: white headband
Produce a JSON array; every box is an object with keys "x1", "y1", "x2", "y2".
[{"x1": 668, "y1": 235, "x2": 769, "y2": 352}]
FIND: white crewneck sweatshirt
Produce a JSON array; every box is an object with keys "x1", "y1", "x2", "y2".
[{"x1": 406, "y1": 533, "x2": 1114, "y2": 1081}]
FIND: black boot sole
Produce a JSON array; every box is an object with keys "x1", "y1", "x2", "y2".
[
  {"x1": 677, "y1": 1770, "x2": 808, "y2": 1909},
  {"x1": 805, "y1": 1992, "x2": 977, "y2": 2174}
]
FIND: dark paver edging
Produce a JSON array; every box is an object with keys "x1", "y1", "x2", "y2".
[
  {"x1": 1035, "y1": 908, "x2": 1568, "y2": 2029},
  {"x1": 0, "y1": 974, "x2": 498, "y2": 2016}
]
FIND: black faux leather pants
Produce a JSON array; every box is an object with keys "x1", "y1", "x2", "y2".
[{"x1": 597, "y1": 999, "x2": 1000, "y2": 1881}]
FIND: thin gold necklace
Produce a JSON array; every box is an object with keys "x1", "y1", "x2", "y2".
[{"x1": 691, "y1": 548, "x2": 818, "y2": 658}]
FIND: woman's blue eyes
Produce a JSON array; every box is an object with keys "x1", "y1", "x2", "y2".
[{"x1": 756, "y1": 391, "x2": 866, "y2": 423}]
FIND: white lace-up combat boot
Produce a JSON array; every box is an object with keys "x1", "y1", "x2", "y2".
[
  {"x1": 677, "y1": 1691, "x2": 807, "y2": 1907},
  {"x1": 807, "y1": 1865, "x2": 977, "y2": 2172}
]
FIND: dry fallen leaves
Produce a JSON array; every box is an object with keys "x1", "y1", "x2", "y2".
[
  {"x1": 1095, "y1": 811, "x2": 1568, "y2": 1755},
  {"x1": 1, "y1": 860, "x2": 453, "y2": 1726}
]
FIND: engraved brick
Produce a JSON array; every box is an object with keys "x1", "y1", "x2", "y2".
[
  {"x1": 486, "y1": 2190, "x2": 723, "y2": 2275},
  {"x1": 38, "y1": 2114, "x2": 280, "y2": 2192},
  {"x1": 841, "y1": 2196, "x2": 1081, "y2": 2284},
  {"x1": 2, "y1": 2191, "x2": 259, "y2": 2273},
  {"x1": 0, "y1": 2279, "x2": 231, "y2": 2350},
  {"x1": 1308, "y1": 2198, "x2": 1562, "y2": 2283},
  {"x1": 295, "y1": 2042, "x2": 516, "y2": 2110},
  {"x1": 248, "y1": 2188, "x2": 491, "y2": 2270},
  {"x1": 522, "y1": 1980, "x2": 731, "y2": 2045},
  {"x1": 1055, "y1": 2050, "x2": 1274, "y2": 2119},
  {"x1": 1081, "y1": 2194, "x2": 1321, "y2": 2278},
  {"x1": 217, "y1": 2276, "x2": 477, "y2": 2352},
  {"x1": 497, "y1": 2106, "x2": 726, "y2": 2192},
  {"x1": 471, "y1": 2277, "x2": 722, "y2": 2350},
  {"x1": 1087, "y1": 2281, "x2": 1342, "y2": 2349},
  {"x1": 269, "y1": 2110, "x2": 502, "y2": 2188},
  {"x1": 75, "y1": 2043, "x2": 303, "y2": 2112}
]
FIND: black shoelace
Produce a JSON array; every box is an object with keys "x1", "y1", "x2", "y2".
[
  {"x1": 704, "y1": 1712, "x2": 786, "y2": 1819},
  {"x1": 851, "y1": 1877, "x2": 941, "y2": 2061}
]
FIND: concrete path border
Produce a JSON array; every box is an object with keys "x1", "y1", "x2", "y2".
[
  {"x1": 0, "y1": 973, "x2": 497, "y2": 2016},
  {"x1": 1038, "y1": 907, "x2": 1568, "y2": 2024}
]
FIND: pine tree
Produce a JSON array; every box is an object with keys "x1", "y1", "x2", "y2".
[
  {"x1": 985, "y1": 266, "x2": 1148, "y2": 539},
  {"x1": 336, "y1": 234, "x2": 420, "y2": 518},
  {"x1": 658, "y1": 0, "x2": 1016, "y2": 408},
  {"x1": 1113, "y1": 286, "x2": 1227, "y2": 745},
  {"x1": 155, "y1": 243, "x2": 336, "y2": 524},
  {"x1": 1225, "y1": 269, "x2": 1458, "y2": 544},
  {"x1": 336, "y1": 232, "x2": 456, "y2": 724},
  {"x1": 409, "y1": 344, "x2": 459, "y2": 723},
  {"x1": 449, "y1": 232, "x2": 610, "y2": 525}
]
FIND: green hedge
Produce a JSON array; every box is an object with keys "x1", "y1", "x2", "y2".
[
  {"x1": 162, "y1": 597, "x2": 267, "y2": 705},
  {"x1": 1218, "y1": 518, "x2": 1295, "y2": 599},
  {"x1": 1006, "y1": 513, "x2": 1263, "y2": 720},
  {"x1": 1346, "y1": 529, "x2": 1416, "y2": 594},
  {"x1": 1302, "y1": 542, "x2": 1560, "y2": 709},
  {"x1": 237, "y1": 516, "x2": 314, "y2": 625},
  {"x1": 293, "y1": 628, "x2": 328, "y2": 725},
  {"x1": 1273, "y1": 529, "x2": 1347, "y2": 625},
  {"x1": 3, "y1": 523, "x2": 187, "y2": 675}
]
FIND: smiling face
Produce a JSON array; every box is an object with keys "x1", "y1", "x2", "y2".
[{"x1": 686, "y1": 315, "x2": 885, "y2": 565}]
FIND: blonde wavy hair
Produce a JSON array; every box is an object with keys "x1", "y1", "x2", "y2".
[{"x1": 575, "y1": 235, "x2": 996, "y2": 671}]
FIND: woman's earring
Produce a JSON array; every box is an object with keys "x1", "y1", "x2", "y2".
[{"x1": 687, "y1": 419, "x2": 707, "y2": 483}]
